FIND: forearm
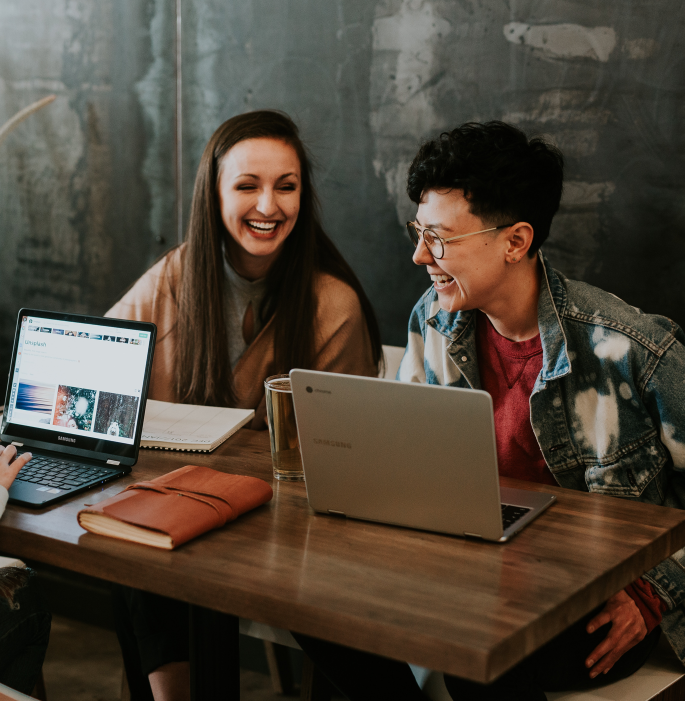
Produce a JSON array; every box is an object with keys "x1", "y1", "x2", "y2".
[
  {"x1": 0, "y1": 486, "x2": 7, "y2": 520},
  {"x1": 624, "y1": 578, "x2": 667, "y2": 633}
]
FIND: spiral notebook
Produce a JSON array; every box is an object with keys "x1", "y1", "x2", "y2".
[{"x1": 141, "y1": 400, "x2": 254, "y2": 452}]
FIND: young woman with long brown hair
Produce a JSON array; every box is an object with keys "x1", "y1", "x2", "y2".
[
  {"x1": 108, "y1": 110, "x2": 381, "y2": 430},
  {"x1": 107, "y1": 110, "x2": 382, "y2": 701}
]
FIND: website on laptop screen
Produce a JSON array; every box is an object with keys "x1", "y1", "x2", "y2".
[{"x1": 5, "y1": 314, "x2": 151, "y2": 447}]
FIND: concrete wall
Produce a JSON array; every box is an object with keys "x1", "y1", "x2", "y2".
[
  {"x1": 2, "y1": 0, "x2": 685, "y2": 383},
  {"x1": 0, "y1": 0, "x2": 176, "y2": 383}
]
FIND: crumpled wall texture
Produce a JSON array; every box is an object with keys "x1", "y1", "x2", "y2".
[{"x1": 2, "y1": 0, "x2": 684, "y2": 384}]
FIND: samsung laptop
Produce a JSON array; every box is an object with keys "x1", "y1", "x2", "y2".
[
  {"x1": 290, "y1": 370, "x2": 555, "y2": 542},
  {"x1": 1, "y1": 309, "x2": 156, "y2": 507}
]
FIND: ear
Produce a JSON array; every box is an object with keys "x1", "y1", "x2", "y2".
[{"x1": 504, "y1": 222, "x2": 534, "y2": 264}]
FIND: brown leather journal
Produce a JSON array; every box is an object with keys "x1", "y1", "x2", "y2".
[{"x1": 77, "y1": 465, "x2": 273, "y2": 549}]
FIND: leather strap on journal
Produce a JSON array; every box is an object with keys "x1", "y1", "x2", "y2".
[{"x1": 122, "y1": 481, "x2": 238, "y2": 522}]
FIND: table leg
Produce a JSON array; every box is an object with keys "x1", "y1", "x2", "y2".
[{"x1": 189, "y1": 604, "x2": 240, "y2": 701}]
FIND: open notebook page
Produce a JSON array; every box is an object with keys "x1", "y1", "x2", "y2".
[{"x1": 141, "y1": 400, "x2": 254, "y2": 452}]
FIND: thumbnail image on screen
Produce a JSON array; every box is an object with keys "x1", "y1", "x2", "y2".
[
  {"x1": 53, "y1": 385, "x2": 97, "y2": 432},
  {"x1": 15, "y1": 382, "x2": 55, "y2": 417},
  {"x1": 93, "y1": 392, "x2": 139, "y2": 439}
]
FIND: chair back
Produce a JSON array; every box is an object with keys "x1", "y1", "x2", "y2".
[{"x1": 380, "y1": 345, "x2": 406, "y2": 380}]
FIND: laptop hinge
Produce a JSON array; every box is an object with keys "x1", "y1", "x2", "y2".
[
  {"x1": 327, "y1": 510, "x2": 346, "y2": 517},
  {"x1": 106, "y1": 459, "x2": 121, "y2": 466},
  {"x1": 464, "y1": 532, "x2": 484, "y2": 539},
  {"x1": 11, "y1": 442, "x2": 23, "y2": 447}
]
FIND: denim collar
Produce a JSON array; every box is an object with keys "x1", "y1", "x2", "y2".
[
  {"x1": 424, "y1": 251, "x2": 571, "y2": 382},
  {"x1": 537, "y1": 252, "x2": 571, "y2": 381}
]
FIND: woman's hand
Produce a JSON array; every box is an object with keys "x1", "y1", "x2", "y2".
[
  {"x1": 0, "y1": 445, "x2": 31, "y2": 491},
  {"x1": 585, "y1": 590, "x2": 647, "y2": 678}
]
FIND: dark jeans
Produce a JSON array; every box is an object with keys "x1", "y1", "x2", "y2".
[
  {"x1": 293, "y1": 605, "x2": 661, "y2": 701},
  {"x1": 112, "y1": 585, "x2": 189, "y2": 701},
  {"x1": 0, "y1": 573, "x2": 51, "y2": 695}
]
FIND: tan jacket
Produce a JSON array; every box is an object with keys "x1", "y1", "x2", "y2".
[{"x1": 106, "y1": 247, "x2": 377, "y2": 428}]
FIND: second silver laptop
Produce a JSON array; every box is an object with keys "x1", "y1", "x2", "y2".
[{"x1": 290, "y1": 370, "x2": 555, "y2": 542}]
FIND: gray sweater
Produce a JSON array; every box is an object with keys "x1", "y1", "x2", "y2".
[{"x1": 223, "y1": 257, "x2": 268, "y2": 369}]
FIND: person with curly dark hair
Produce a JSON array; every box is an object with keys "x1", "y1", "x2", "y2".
[
  {"x1": 0, "y1": 445, "x2": 51, "y2": 696},
  {"x1": 293, "y1": 121, "x2": 685, "y2": 700}
]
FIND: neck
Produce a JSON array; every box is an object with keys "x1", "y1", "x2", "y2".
[
  {"x1": 480, "y1": 257, "x2": 542, "y2": 342},
  {"x1": 224, "y1": 238, "x2": 278, "y2": 281}
]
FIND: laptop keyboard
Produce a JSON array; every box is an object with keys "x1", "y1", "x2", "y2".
[
  {"x1": 501, "y1": 504, "x2": 531, "y2": 530},
  {"x1": 13, "y1": 455, "x2": 114, "y2": 491}
]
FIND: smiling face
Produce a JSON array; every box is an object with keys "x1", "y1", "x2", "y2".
[
  {"x1": 218, "y1": 137, "x2": 301, "y2": 278},
  {"x1": 412, "y1": 189, "x2": 512, "y2": 313}
]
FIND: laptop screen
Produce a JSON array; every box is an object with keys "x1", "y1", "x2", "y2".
[{"x1": 2, "y1": 310, "x2": 156, "y2": 463}]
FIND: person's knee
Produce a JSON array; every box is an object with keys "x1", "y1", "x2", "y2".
[{"x1": 0, "y1": 572, "x2": 51, "y2": 641}]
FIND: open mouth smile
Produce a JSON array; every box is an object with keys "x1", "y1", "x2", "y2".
[
  {"x1": 430, "y1": 274, "x2": 454, "y2": 290},
  {"x1": 245, "y1": 220, "x2": 281, "y2": 236}
]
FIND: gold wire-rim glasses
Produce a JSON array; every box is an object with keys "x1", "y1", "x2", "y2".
[{"x1": 406, "y1": 221, "x2": 515, "y2": 259}]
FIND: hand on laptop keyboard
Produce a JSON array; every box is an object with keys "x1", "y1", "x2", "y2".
[{"x1": 0, "y1": 445, "x2": 33, "y2": 491}]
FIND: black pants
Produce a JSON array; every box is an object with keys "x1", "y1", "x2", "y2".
[
  {"x1": 293, "y1": 605, "x2": 661, "y2": 701},
  {"x1": 0, "y1": 573, "x2": 51, "y2": 695},
  {"x1": 112, "y1": 585, "x2": 189, "y2": 701}
]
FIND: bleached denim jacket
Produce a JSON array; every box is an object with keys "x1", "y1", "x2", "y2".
[{"x1": 398, "y1": 252, "x2": 685, "y2": 663}]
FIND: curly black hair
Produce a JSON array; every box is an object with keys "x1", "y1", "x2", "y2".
[{"x1": 406, "y1": 121, "x2": 564, "y2": 255}]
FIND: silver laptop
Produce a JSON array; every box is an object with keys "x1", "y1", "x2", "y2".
[{"x1": 290, "y1": 370, "x2": 555, "y2": 542}]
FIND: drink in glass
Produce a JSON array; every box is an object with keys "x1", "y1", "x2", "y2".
[{"x1": 264, "y1": 374, "x2": 304, "y2": 481}]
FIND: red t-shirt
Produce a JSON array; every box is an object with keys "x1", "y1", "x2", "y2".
[
  {"x1": 475, "y1": 311, "x2": 665, "y2": 631},
  {"x1": 476, "y1": 311, "x2": 556, "y2": 486}
]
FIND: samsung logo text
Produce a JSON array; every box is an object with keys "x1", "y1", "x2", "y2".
[
  {"x1": 58, "y1": 436, "x2": 76, "y2": 443},
  {"x1": 313, "y1": 438, "x2": 351, "y2": 449}
]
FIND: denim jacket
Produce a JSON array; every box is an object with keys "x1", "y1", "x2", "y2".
[{"x1": 398, "y1": 252, "x2": 685, "y2": 663}]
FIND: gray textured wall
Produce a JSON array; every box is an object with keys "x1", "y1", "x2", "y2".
[
  {"x1": 2, "y1": 0, "x2": 685, "y2": 385},
  {"x1": 0, "y1": 0, "x2": 176, "y2": 383}
]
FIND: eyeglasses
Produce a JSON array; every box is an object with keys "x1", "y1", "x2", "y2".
[{"x1": 406, "y1": 221, "x2": 514, "y2": 260}]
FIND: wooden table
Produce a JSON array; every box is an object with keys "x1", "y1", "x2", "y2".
[{"x1": 1, "y1": 430, "x2": 685, "y2": 691}]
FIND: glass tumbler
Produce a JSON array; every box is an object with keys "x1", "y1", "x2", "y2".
[{"x1": 264, "y1": 374, "x2": 304, "y2": 481}]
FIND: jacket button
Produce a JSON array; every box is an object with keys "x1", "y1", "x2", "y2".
[{"x1": 461, "y1": 355, "x2": 468, "y2": 362}]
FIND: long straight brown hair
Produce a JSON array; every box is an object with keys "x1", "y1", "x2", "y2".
[{"x1": 174, "y1": 110, "x2": 382, "y2": 406}]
